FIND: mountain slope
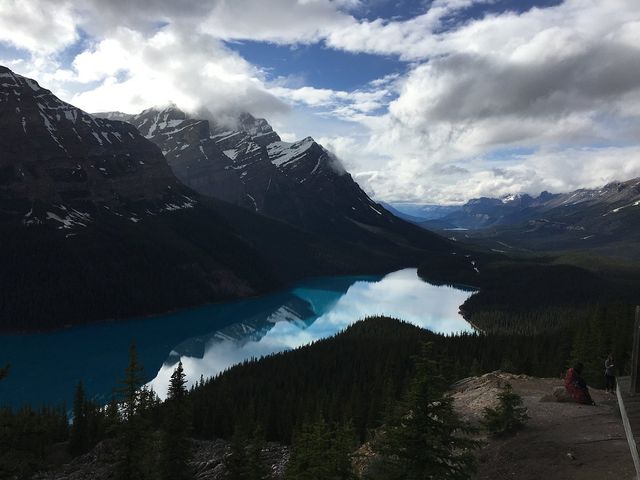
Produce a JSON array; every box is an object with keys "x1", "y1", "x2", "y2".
[
  {"x1": 0, "y1": 67, "x2": 457, "y2": 332},
  {"x1": 0, "y1": 66, "x2": 286, "y2": 331},
  {"x1": 0, "y1": 68, "x2": 197, "y2": 227},
  {"x1": 96, "y1": 107, "x2": 447, "y2": 250}
]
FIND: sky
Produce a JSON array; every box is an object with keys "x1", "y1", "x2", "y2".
[{"x1": 1, "y1": 0, "x2": 640, "y2": 204}]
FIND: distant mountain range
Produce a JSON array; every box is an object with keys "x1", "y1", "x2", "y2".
[
  {"x1": 0, "y1": 66, "x2": 456, "y2": 332},
  {"x1": 402, "y1": 181, "x2": 640, "y2": 258},
  {"x1": 382, "y1": 202, "x2": 461, "y2": 224}
]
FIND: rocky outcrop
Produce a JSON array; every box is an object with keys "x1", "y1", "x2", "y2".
[{"x1": 33, "y1": 438, "x2": 289, "y2": 480}]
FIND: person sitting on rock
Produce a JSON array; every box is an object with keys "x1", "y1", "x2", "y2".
[{"x1": 564, "y1": 362, "x2": 595, "y2": 405}]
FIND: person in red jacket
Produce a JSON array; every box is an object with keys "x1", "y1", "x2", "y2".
[{"x1": 564, "y1": 362, "x2": 596, "y2": 405}]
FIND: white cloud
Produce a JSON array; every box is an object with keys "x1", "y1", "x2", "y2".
[
  {"x1": 198, "y1": 0, "x2": 353, "y2": 44},
  {"x1": 270, "y1": 82, "x2": 393, "y2": 122},
  {"x1": 334, "y1": 0, "x2": 640, "y2": 202},
  {"x1": 70, "y1": 26, "x2": 282, "y2": 115},
  {"x1": 2, "y1": 0, "x2": 640, "y2": 203},
  {"x1": 351, "y1": 145, "x2": 640, "y2": 204},
  {"x1": 7, "y1": 23, "x2": 287, "y2": 118},
  {"x1": 0, "y1": 0, "x2": 78, "y2": 54}
]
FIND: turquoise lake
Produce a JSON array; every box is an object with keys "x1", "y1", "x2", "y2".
[{"x1": 0, "y1": 268, "x2": 474, "y2": 408}]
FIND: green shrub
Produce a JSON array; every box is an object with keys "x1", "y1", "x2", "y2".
[{"x1": 482, "y1": 383, "x2": 529, "y2": 436}]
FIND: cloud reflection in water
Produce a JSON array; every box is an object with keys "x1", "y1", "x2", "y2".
[{"x1": 148, "y1": 268, "x2": 474, "y2": 398}]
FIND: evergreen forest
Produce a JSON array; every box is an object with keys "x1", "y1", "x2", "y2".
[{"x1": 1, "y1": 302, "x2": 637, "y2": 479}]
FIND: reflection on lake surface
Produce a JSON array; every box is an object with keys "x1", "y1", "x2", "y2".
[{"x1": 0, "y1": 269, "x2": 473, "y2": 408}]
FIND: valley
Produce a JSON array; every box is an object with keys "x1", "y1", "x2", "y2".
[
  {"x1": 0, "y1": 66, "x2": 455, "y2": 333},
  {"x1": 1, "y1": 32, "x2": 639, "y2": 480}
]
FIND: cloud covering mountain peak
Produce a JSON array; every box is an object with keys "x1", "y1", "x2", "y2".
[{"x1": 2, "y1": 0, "x2": 640, "y2": 203}]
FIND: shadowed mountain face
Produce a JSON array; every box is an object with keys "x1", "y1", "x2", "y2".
[
  {"x1": 0, "y1": 66, "x2": 459, "y2": 332},
  {"x1": 0, "y1": 66, "x2": 291, "y2": 331},
  {"x1": 0, "y1": 66, "x2": 196, "y2": 227},
  {"x1": 95, "y1": 107, "x2": 437, "y2": 248}
]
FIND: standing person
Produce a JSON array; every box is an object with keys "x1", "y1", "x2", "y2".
[
  {"x1": 605, "y1": 353, "x2": 616, "y2": 394},
  {"x1": 564, "y1": 362, "x2": 596, "y2": 405}
]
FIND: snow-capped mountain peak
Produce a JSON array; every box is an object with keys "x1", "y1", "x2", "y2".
[
  {"x1": 93, "y1": 104, "x2": 393, "y2": 231},
  {"x1": 0, "y1": 65, "x2": 194, "y2": 230}
]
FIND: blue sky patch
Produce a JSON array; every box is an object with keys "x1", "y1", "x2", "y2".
[{"x1": 229, "y1": 40, "x2": 406, "y2": 91}]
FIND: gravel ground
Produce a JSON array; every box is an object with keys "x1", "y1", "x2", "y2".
[{"x1": 452, "y1": 372, "x2": 635, "y2": 480}]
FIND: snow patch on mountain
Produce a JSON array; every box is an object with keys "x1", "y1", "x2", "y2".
[{"x1": 267, "y1": 138, "x2": 316, "y2": 167}]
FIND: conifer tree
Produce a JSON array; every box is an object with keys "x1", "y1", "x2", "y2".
[
  {"x1": 482, "y1": 383, "x2": 529, "y2": 436},
  {"x1": 117, "y1": 343, "x2": 148, "y2": 480},
  {"x1": 370, "y1": 343, "x2": 478, "y2": 480},
  {"x1": 138, "y1": 385, "x2": 161, "y2": 427},
  {"x1": 160, "y1": 361, "x2": 193, "y2": 480},
  {"x1": 105, "y1": 393, "x2": 120, "y2": 436},
  {"x1": 245, "y1": 426, "x2": 270, "y2": 480},
  {"x1": 286, "y1": 419, "x2": 332, "y2": 480},
  {"x1": 69, "y1": 381, "x2": 89, "y2": 456},
  {"x1": 225, "y1": 427, "x2": 250, "y2": 480},
  {"x1": 286, "y1": 419, "x2": 357, "y2": 480},
  {"x1": 331, "y1": 423, "x2": 358, "y2": 480}
]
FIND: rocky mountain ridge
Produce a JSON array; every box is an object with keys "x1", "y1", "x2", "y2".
[
  {"x1": 0, "y1": 65, "x2": 458, "y2": 332},
  {"x1": 0, "y1": 66, "x2": 195, "y2": 231},
  {"x1": 419, "y1": 179, "x2": 640, "y2": 232},
  {"x1": 95, "y1": 106, "x2": 404, "y2": 239},
  {"x1": 420, "y1": 178, "x2": 640, "y2": 258}
]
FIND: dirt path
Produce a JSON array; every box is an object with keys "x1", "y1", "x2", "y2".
[{"x1": 452, "y1": 373, "x2": 635, "y2": 480}]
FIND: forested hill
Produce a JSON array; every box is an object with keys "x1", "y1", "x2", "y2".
[
  {"x1": 186, "y1": 307, "x2": 635, "y2": 444},
  {"x1": 2, "y1": 312, "x2": 637, "y2": 478}
]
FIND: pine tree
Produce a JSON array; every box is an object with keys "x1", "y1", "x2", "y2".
[
  {"x1": 245, "y1": 426, "x2": 270, "y2": 480},
  {"x1": 69, "y1": 381, "x2": 89, "y2": 456},
  {"x1": 225, "y1": 427, "x2": 250, "y2": 480},
  {"x1": 138, "y1": 385, "x2": 161, "y2": 427},
  {"x1": 117, "y1": 343, "x2": 148, "y2": 480},
  {"x1": 85, "y1": 400, "x2": 103, "y2": 449},
  {"x1": 286, "y1": 419, "x2": 356, "y2": 480},
  {"x1": 482, "y1": 383, "x2": 529, "y2": 436},
  {"x1": 370, "y1": 343, "x2": 478, "y2": 480},
  {"x1": 499, "y1": 357, "x2": 516, "y2": 374},
  {"x1": 286, "y1": 419, "x2": 332, "y2": 480},
  {"x1": 105, "y1": 394, "x2": 120, "y2": 436},
  {"x1": 160, "y1": 361, "x2": 193, "y2": 480},
  {"x1": 331, "y1": 423, "x2": 358, "y2": 480}
]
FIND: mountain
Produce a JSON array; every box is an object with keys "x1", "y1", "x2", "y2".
[
  {"x1": 418, "y1": 193, "x2": 559, "y2": 231},
  {"x1": 0, "y1": 66, "x2": 456, "y2": 332},
  {"x1": 0, "y1": 66, "x2": 289, "y2": 331},
  {"x1": 382, "y1": 202, "x2": 462, "y2": 223},
  {"x1": 424, "y1": 180, "x2": 640, "y2": 258},
  {"x1": 0, "y1": 71, "x2": 196, "y2": 224},
  {"x1": 379, "y1": 202, "x2": 433, "y2": 223},
  {"x1": 95, "y1": 107, "x2": 440, "y2": 248}
]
